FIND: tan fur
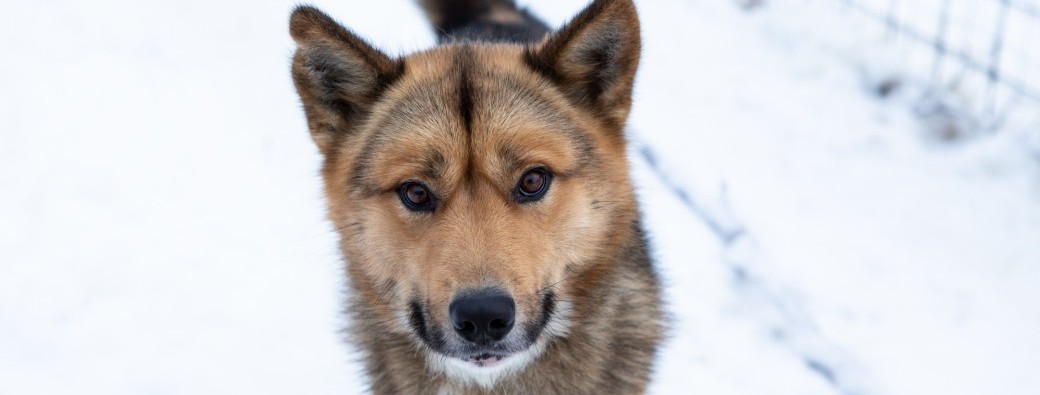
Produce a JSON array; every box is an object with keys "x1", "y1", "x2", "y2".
[{"x1": 289, "y1": 1, "x2": 662, "y2": 393}]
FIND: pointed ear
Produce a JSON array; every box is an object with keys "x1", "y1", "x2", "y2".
[
  {"x1": 289, "y1": 6, "x2": 402, "y2": 155},
  {"x1": 525, "y1": 0, "x2": 641, "y2": 129}
]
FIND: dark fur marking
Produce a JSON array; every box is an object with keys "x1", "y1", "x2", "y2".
[
  {"x1": 629, "y1": 221, "x2": 654, "y2": 268},
  {"x1": 409, "y1": 301, "x2": 433, "y2": 345},
  {"x1": 571, "y1": 27, "x2": 622, "y2": 101},
  {"x1": 523, "y1": 291, "x2": 556, "y2": 343},
  {"x1": 455, "y1": 47, "x2": 475, "y2": 134},
  {"x1": 420, "y1": 150, "x2": 446, "y2": 181},
  {"x1": 496, "y1": 145, "x2": 523, "y2": 174},
  {"x1": 350, "y1": 149, "x2": 385, "y2": 197},
  {"x1": 409, "y1": 301, "x2": 449, "y2": 353}
]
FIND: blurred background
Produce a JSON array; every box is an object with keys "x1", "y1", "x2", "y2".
[{"x1": 1, "y1": 0, "x2": 1038, "y2": 394}]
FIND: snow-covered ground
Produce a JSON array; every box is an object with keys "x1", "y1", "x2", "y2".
[{"x1": 1, "y1": 0, "x2": 1038, "y2": 394}]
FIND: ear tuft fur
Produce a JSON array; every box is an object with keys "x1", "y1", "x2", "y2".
[
  {"x1": 525, "y1": 0, "x2": 641, "y2": 129},
  {"x1": 289, "y1": 6, "x2": 327, "y2": 42},
  {"x1": 289, "y1": 5, "x2": 402, "y2": 154}
]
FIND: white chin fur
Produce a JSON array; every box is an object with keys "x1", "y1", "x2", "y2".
[
  {"x1": 429, "y1": 344, "x2": 545, "y2": 390},
  {"x1": 428, "y1": 299, "x2": 573, "y2": 390}
]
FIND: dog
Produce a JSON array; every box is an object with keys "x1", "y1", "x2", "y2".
[{"x1": 289, "y1": 0, "x2": 663, "y2": 393}]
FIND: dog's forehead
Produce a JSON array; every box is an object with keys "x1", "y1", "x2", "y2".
[
  {"x1": 349, "y1": 45, "x2": 592, "y2": 191},
  {"x1": 377, "y1": 44, "x2": 577, "y2": 139}
]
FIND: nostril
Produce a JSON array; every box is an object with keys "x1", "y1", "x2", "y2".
[
  {"x1": 489, "y1": 318, "x2": 507, "y2": 329},
  {"x1": 457, "y1": 321, "x2": 476, "y2": 333}
]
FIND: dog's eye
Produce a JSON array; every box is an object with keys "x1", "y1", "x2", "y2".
[
  {"x1": 514, "y1": 168, "x2": 552, "y2": 203},
  {"x1": 399, "y1": 182, "x2": 437, "y2": 212}
]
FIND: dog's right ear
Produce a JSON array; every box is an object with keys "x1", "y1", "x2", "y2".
[
  {"x1": 290, "y1": 6, "x2": 401, "y2": 155},
  {"x1": 525, "y1": 0, "x2": 641, "y2": 132}
]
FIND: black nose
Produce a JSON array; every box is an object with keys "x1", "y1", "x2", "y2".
[{"x1": 449, "y1": 288, "x2": 516, "y2": 344}]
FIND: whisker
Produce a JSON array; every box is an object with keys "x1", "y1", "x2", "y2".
[{"x1": 537, "y1": 263, "x2": 584, "y2": 295}]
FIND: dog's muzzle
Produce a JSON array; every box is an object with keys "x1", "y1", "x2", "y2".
[{"x1": 408, "y1": 289, "x2": 557, "y2": 368}]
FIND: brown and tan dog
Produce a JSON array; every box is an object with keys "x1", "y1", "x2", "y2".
[{"x1": 289, "y1": 0, "x2": 662, "y2": 393}]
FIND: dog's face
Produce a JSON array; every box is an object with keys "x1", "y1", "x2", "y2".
[{"x1": 290, "y1": 0, "x2": 640, "y2": 385}]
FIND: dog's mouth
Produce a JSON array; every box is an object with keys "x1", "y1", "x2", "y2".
[{"x1": 463, "y1": 352, "x2": 509, "y2": 368}]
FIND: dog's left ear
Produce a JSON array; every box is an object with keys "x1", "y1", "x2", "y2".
[{"x1": 526, "y1": 0, "x2": 641, "y2": 129}]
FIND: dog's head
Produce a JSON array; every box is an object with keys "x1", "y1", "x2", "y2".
[{"x1": 289, "y1": 0, "x2": 640, "y2": 385}]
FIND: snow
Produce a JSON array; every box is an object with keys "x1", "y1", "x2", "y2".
[{"x1": 1, "y1": 0, "x2": 1038, "y2": 394}]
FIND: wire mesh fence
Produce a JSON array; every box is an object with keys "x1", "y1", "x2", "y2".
[{"x1": 837, "y1": 0, "x2": 1039, "y2": 130}]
